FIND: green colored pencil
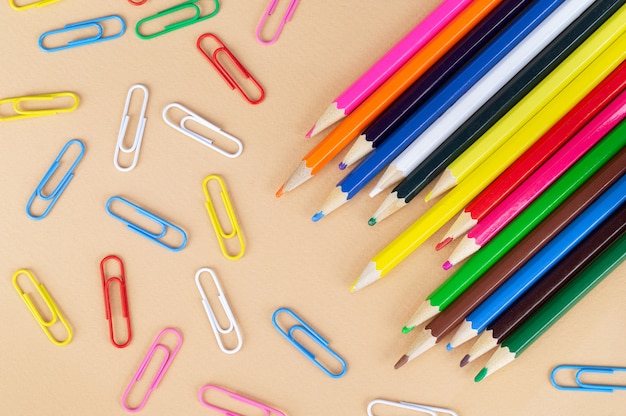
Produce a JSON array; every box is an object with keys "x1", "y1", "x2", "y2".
[
  {"x1": 475, "y1": 231, "x2": 626, "y2": 382},
  {"x1": 402, "y1": 121, "x2": 626, "y2": 332}
]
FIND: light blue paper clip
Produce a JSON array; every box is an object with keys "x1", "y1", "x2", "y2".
[
  {"x1": 551, "y1": 365, "x2": 626, "y2": 393},
  {"x1": 105, "y1": 196, "x2": 188, "y2": 252},
  {"x1": 272, "y1": 307, "x2": 347, "y2": 378},
  {"x1": 135, "y1": 0, "x2": 220, "y2": 40},
  {"x1": 39, "y1": 15, "x2": 126, "y2": 52},
  {"x1": 26, "y1": 139, "x2": 85, "y2": 220}
]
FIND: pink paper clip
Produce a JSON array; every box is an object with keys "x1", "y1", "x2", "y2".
[
  {"x1": 256, "y1": 0, "x2": 299, "y2": 45},
  {"x1": 196, "y1": 33, "x2": 265, "y2": 105},
  {"x1": 199, "y1": 385, "x2": 287, "y2": 416},
  {"x1": 121, "y1": 328, "x2": 182, "y2": 413}
]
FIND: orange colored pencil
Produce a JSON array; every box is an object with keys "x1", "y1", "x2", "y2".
[{"x1": 277, "y1": 0, "x2": 504, "y2": 196}]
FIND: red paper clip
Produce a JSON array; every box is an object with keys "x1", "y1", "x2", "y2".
[
  {"x1": 196, "y1": 33, "x2": 265, "y2": 105},
  {"x1": 128, "y1": 0, "x2": 147, "y2": 5},
  {"x1": 100, "y1": 255, "x2": 132, "y2": 348}
]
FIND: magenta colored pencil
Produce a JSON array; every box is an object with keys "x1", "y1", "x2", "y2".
[
  {"x1": 447, "y1": 89, "x2": 626, "y2": 267},
  {"x1": 307, "y1": 0, "x2": 473, "y2": 137}
]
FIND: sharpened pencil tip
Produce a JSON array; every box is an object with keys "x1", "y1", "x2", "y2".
[
  {"x1": 401, "y1": 326, "x2": 415, "y2": 334},
  {"x1": 275, "y1": 185, "x2": 284, "y2": 198},
  {"x1": 338, "y1": 162, "x2": 347, "y2": 170},
  {"x1": 312, "y1": 211, "x2": 324, "y2": 222},
  {"x1": 460, "y1": 354, "x2": 470, "y2": 367},
  {"x1": 446, "y1": 343, "x2": 453, "y2": 351},
  {"x1": 368, "y1": 217, "x2": 377, "y2": 226},
  {"x1": 394, "y1": 355, "x2": 409, "y2": 369},
  {"x1": 475, "y1": 368, "x2": 488, "y2": 382},
  {"x1": 436, "y1": 237, "x2": 453, "y2": 251},
  {"x1": 442, "y1": 261, "x2": 453, "y2": 271},
  {"x1": 424, "y1": 190, "x2": 433, "y2": 202},
  {"x1": 305, "y1": 125, "x2": 315, "y2": 138}
]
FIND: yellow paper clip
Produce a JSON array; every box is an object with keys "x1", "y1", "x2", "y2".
[
  {"x1": 0, "y1": 92, "x2": 78, "y2": 121},
  {"x1": 203, "y1": 175, "x2": 245, "y2": 260},
  {"x1": 13, "y1": 269, "x2": 72, "y2": 346},
  {"x1": 9, "y1": 0, "x2": 60, "y2": 11}
]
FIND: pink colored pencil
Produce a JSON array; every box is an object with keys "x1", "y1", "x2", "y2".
[
  {"x1": 446, "y1": 89, "x2": 626, "y2": 268},
  {"x1": 307, "y1": 0, "x2": 473, "y2": 138}
]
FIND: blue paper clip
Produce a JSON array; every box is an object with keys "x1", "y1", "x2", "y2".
[
  {"x1": 272, "y1": 307, "x2": 347, "y2": 378},
  {"x1": 135, "y1": 0, "x2": 220, "y2": 40},
  {"x1": 105, "y1": 196, "x2": 188, "y2": 252},
  {"x1": 39, "y1": 15, "x2": 126, "y2": 52},
  {"x1": 551, "y1": 365, "x2": 626, "y2": 393},
  {"x1": 26, "y1": 139, "x2": 85, "y2": 220}
]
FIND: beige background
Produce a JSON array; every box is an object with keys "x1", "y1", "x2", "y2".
[{"x1": 1, "y1": 1, "x2": 625, "y2": 415}]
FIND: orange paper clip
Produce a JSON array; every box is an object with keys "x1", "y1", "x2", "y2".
[
  {"x1": 196, "y1": 33, "x2": 265, "y2": 105},
  {"x1": 100, "y1": 255, "x2": 132, "y2": 348}
]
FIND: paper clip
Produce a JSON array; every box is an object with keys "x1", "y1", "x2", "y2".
[
  {"x1": 197, "y1": 33, "x2": 265, "y2": 105},
  {"x1": 100, "y1": 255, "x2": 132, "y2": 348},
  {"x1": 272, "y1": 307, "x2": 347, "y2": 378},
  {"x1": 195, "y1": 268, "x2": 242, "y2": 354},
  {"x1": 9, "y1": 0, "x2": 60, "y2": 11},
  {"x1": 256, "y1": 0, "x2": 299, "y2": 45},
  {"x1": 203, "y1": 175, "x2": 245, "y2": 260},
  {"x1": 105, "y1": 196, "x2": 188, "y2": 252},
  {"x1": 551, "y1": 365, "x2": 626, "y2": 393},
  {"x1": 128, "y1": 0, "x2": 147, "y2": 5},
  {"x1": 114, "y1": 84, "x2": 149, "y2": 172},
  {"x1": 13, "y1": 269, "x2": 73, "y2": 346},
  {"x1": 199, "y1": 384, "x2": 286, "y2": 416},
  {"x1": 121, "y1": 328, "x2": 182, "y2": 412},
  {"x1": 26, "y1": 139, "x2": 85, "y2": 220},
  {"x1": 367, "y1": 399, "x2": 458, "y2": 416},
  {"x1": 0, "y1": 92, "x2": 79, "y2": 121},
  {"x1": 39, "y1": 15, "x2": 126, "y2": 52},
  {"x1": 163, "y1": 103, "x2": 243, "y2": 158},
  {"x1": 135, "y1": 0, "x2": 220, "y2": 40}
]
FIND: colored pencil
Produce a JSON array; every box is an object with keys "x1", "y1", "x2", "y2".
[
  {"x1": 439, "y1": 61, "x2": 626, "y2": 249},
  {"x1": 352, "y1": 25, "x2": 626, "y2": 292},
  {"x1": 396, "y1": 202, "x2": 626, "y2": 369},
  {"x1": 427, "y1": 5, "x2": 626, "y2": 200},
  {"x1": 445, "y1": 91, "x2": 626, "y2": 268},
  {"x1": 312, "y1": 0, "x2": 567, "y2": 221},
  {"x1": 464, "y1": 206, "x2": 626, "y2": 366},
  {"x1": 307, "y1": 0, "x2": 473, "y2": 138},
  {"x1": 448, "y1": 174, "x2": 626, "y2": 350},
  {"x1": 367, "y1": 0, "x2": 596, "y2": 196},
  {"x1": 338, "y1": 0, "x2": 535, "y2": 169},
  {"x1": 276, "y1": 0, "x2": 504, "y2": 196},
  {"x1": 475, "y1": 232, "x2": 626, "y2": 382},
  {"x1": 368, "y1": 0, "x2": 626, "y2": 225},
  {"x1": 402, "y1": 140, "x2": 626, "y2": 331}
]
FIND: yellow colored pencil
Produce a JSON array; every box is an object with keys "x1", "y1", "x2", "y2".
[
  {"x1": 427, "y1": 5, "x2": 626, "y2": 201},
  {"x1": 352, "y1": 22, "x2": 626, "y2": 292}
]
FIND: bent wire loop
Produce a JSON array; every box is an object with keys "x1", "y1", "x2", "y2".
[
  {"x1": 195, "y1": 268, "x2": 242, "y2": 354},
  {"x1": 367, "y1": 399, "x2": 459, "y2": 416},
  {"x1": 128, "y1": 0, "x2": 147, "y2": 5},
  {"x1": 163, "y1": 103, "x2": 243, "y2": 158},
  {"x1": 26, "y1": 139, "x2": 85, "y2": 220},
  {"x1": 121, "y1": 328, "x2": 182, "y2": 412},
  {"x1": 0, "y1": 92, "x2": 79, "y2": 121},
  {"x1": 114, "y1": 84, "x2": 149, "y2": 172},
  {"x1": 135, "y1": 0, "x2": 220, "y2": 39},
  {"x1": 199, "y1": 384, "x2": 286, "y2": 416},
  {"x1": 9, "y1": 0, "x2": 60, "y2": 10},
  {"x1": 256, "y1": 0, "x2": 299, "y2": 45},
  {"x1": 197, "y1": 33, "x2": 265, "y2": 105},
  {"x1": 272, "y1": 307, "x2": 347, "y2": 378},
  {"x1": 105, "y1": 196, "x2": 188, "y2": 252},
  {"x1": 13, "y1": 269, "x2": 73, "y2": 346},
  {"x1": 551, "y1": 365, "x2": 626, "y2": 393},
  {"x1": 203, "y1": 175, "x2": 245, "y2": 260},
  {"x1": 100, "y1": 255, "x2": 132, "y2": 348},
  {"x1": 39, "y1": 15, "x2": 126, "y2": 52}
]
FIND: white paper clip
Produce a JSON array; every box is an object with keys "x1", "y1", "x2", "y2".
[
  {"x1": 194, "y1": 267, "x2": 242, "y2": 354},
  {"x1": 114, "y1": 84, "x2": 149, "y2": 172},
  {"x1": 162, "y1": 103, "x2": 243, "y2": 158},
  {"x1": 367, "y1": 399, "x2": 458, "y2": 416}
]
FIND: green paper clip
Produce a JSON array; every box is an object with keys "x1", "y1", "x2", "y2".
[{"x1": 135, "y1": 0, "x2": 220, "y2": 39}]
